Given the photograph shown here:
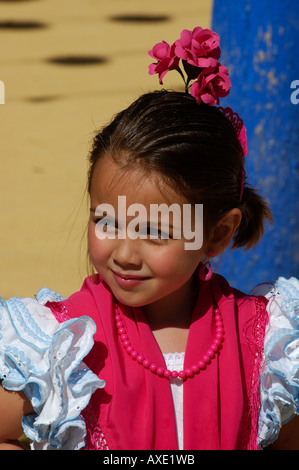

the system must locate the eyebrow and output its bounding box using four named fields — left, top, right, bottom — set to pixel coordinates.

left=90, top=208, right=115, bottom=214
left=90, top=208, right=115, bottom=218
